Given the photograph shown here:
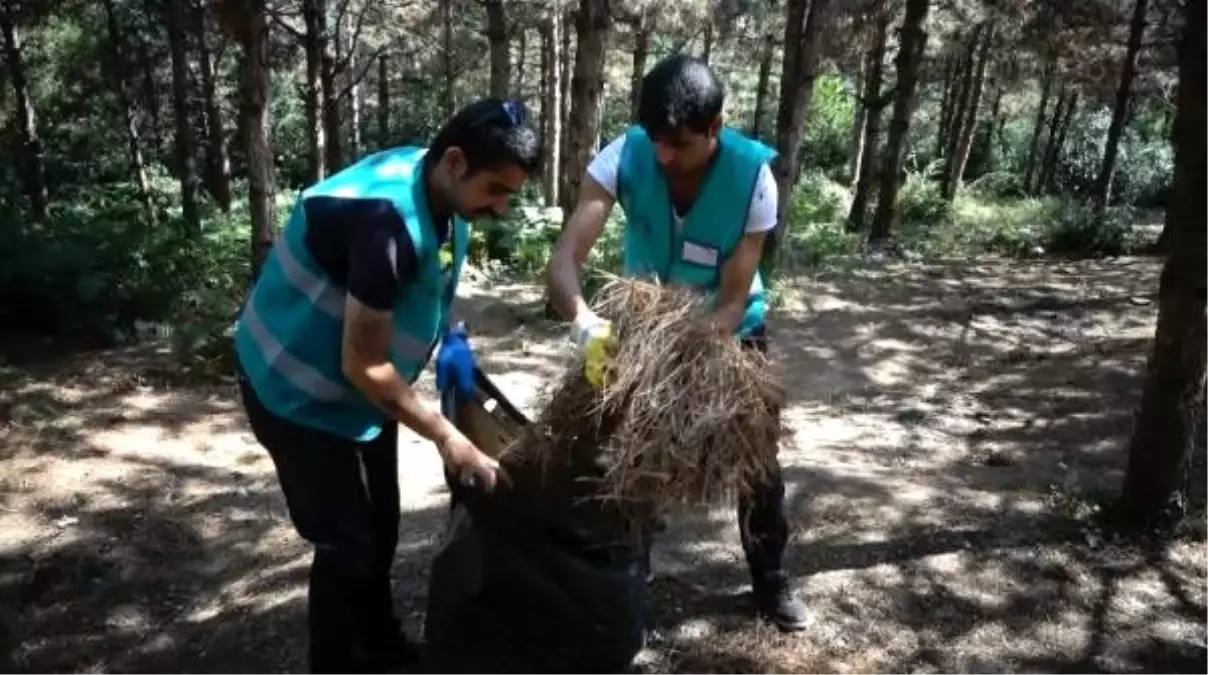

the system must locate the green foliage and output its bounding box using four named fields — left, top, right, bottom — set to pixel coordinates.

left=895, top=165, right=952, bottom=228
left=965, top=171, right=1027, bottom=200
left=786, top=170, right=849, bottom=226
left=799, top=75, right=856, bottom=179
left=1041, top=202, right=1146, bottom=257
